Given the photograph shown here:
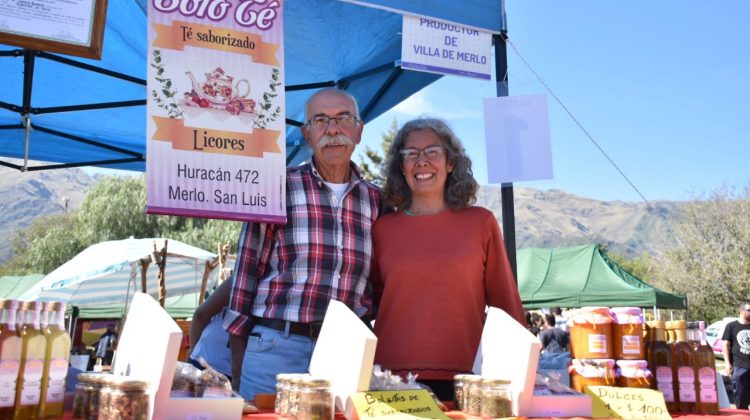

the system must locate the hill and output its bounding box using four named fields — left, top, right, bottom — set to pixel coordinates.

left=0, top=164, right=98, bottom=263
left=0, top=167, right=679, bottom=266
